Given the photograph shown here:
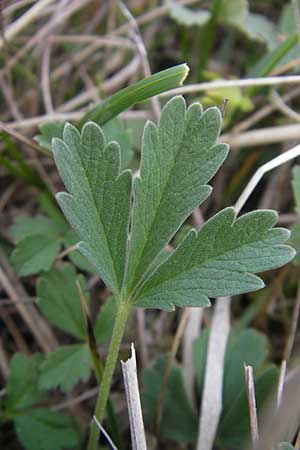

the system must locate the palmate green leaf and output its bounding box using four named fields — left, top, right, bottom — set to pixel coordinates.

left=3, top=353, right=45, bottom=412
left=15, top=408, right=78, bottom=450
left=126, top=95, right=228, bottom=293
left=37, top=263, right=89, bottom=339
left=39, top=344, right=91, bottom=392
left=53, top=122, right=132, bottom=295
left=11, top=235, right=61, bottom=276
left=134, top=208, right=295, bottom=310
left=141, top=355, right=198, bottom=443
